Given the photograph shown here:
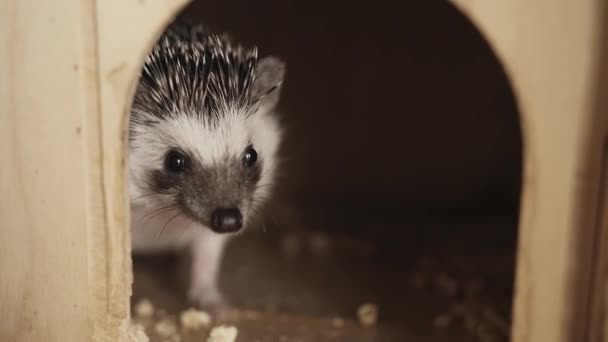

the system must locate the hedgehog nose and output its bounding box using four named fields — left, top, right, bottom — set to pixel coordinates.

left=210, top=208, right=243, bottom=233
